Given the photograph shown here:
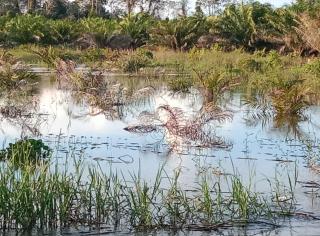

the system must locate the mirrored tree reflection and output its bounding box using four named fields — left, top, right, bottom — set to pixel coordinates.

left=0, top=88, right=46, bottom=137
